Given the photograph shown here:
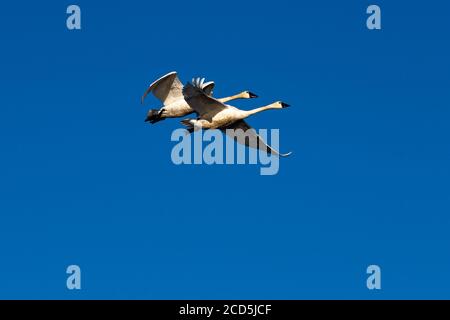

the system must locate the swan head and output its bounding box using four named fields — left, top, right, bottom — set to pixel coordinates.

left=244, top=91, right=258, bottom=99
left=276, top=101, right=290, bottom=108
